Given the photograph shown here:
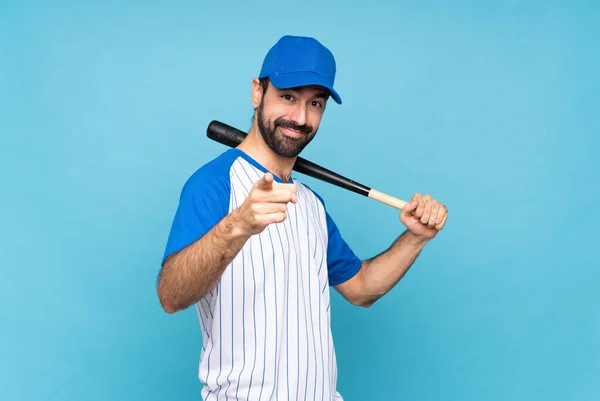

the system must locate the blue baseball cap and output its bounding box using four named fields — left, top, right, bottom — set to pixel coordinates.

left=258, top=35, right=342, bottom=104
